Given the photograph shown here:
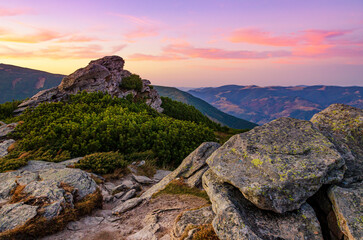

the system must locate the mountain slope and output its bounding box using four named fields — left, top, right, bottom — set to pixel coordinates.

left=0, top=63, right=64, bottom=103
left=189, top=85, right=363, bottom=125
left=154, top=85, right=257, bottom=129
